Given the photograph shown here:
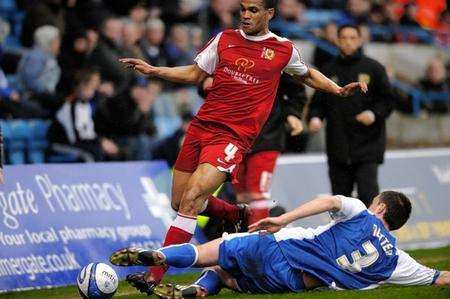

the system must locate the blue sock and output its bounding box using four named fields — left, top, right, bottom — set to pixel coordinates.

left=159, top=244, right=197, bottom=268
left=194, top=269, right=222, bottom=296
